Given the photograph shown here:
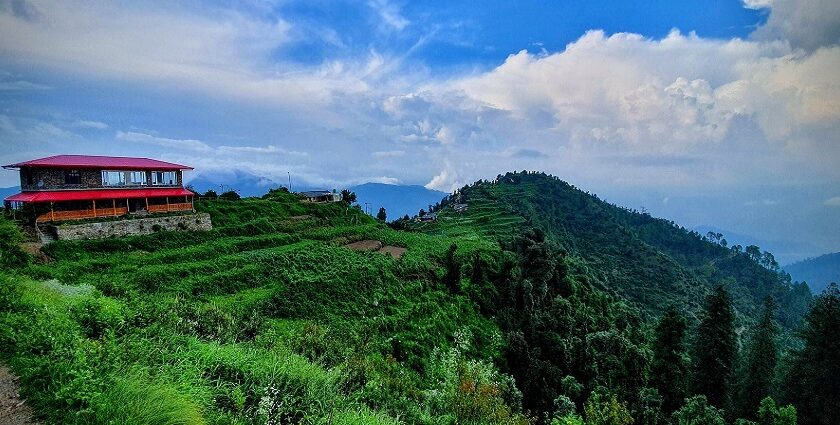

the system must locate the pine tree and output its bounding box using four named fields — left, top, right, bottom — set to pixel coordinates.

left=735, top=297, right=778, bottom=419
left=691, top=285, right=737, bottom=408
left=443, top=244, right=460, bottom=293
left=651, top=306, right=689, bottom=414
left=376, top=207, right=387, bottom=222
left=783, top=283, right=840, bottom=425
